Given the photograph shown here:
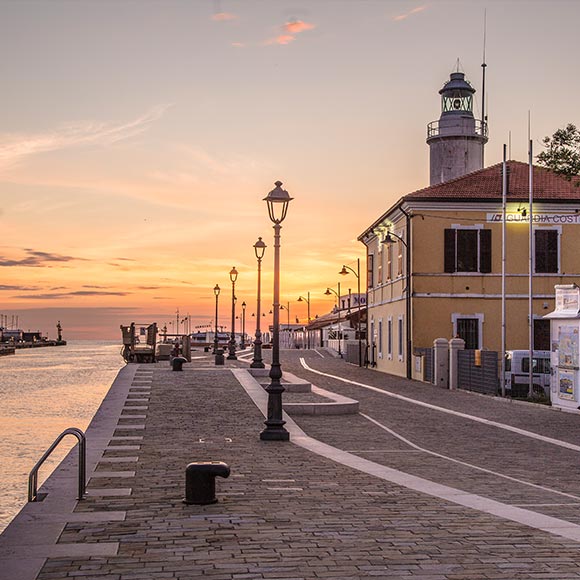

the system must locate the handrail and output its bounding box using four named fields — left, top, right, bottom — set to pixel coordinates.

left=28, top=427, right=86, bottom=502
